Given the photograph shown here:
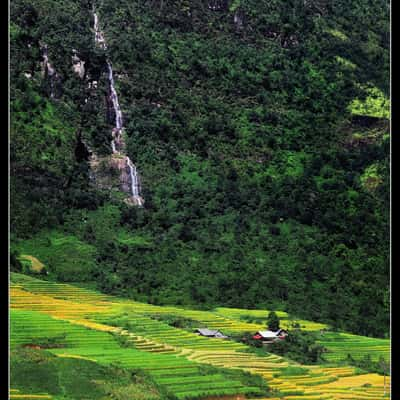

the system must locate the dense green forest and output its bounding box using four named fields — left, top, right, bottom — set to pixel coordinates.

left=10, top=0, right=389, bottom=338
